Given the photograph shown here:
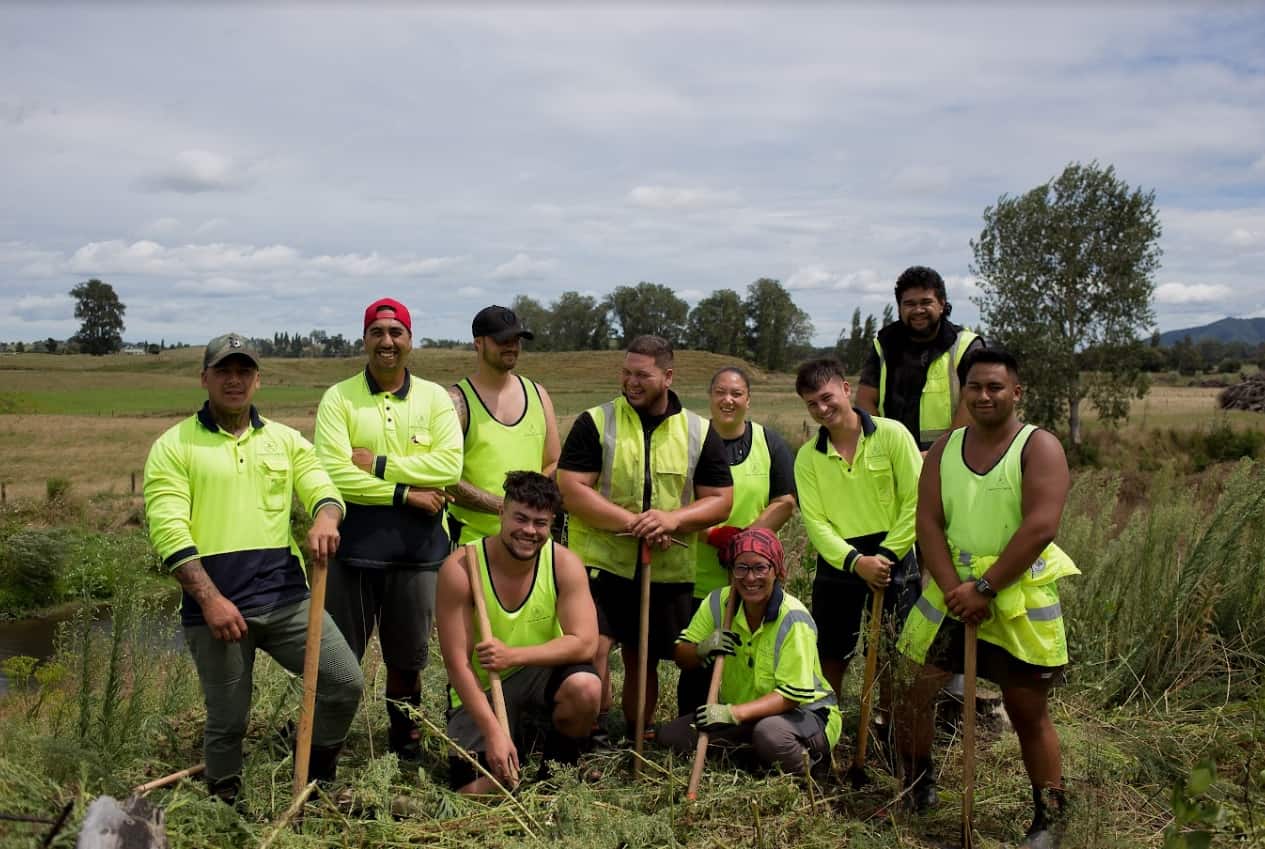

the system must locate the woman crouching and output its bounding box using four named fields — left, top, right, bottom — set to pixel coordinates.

left=660, top=527, right=840, bottom=775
